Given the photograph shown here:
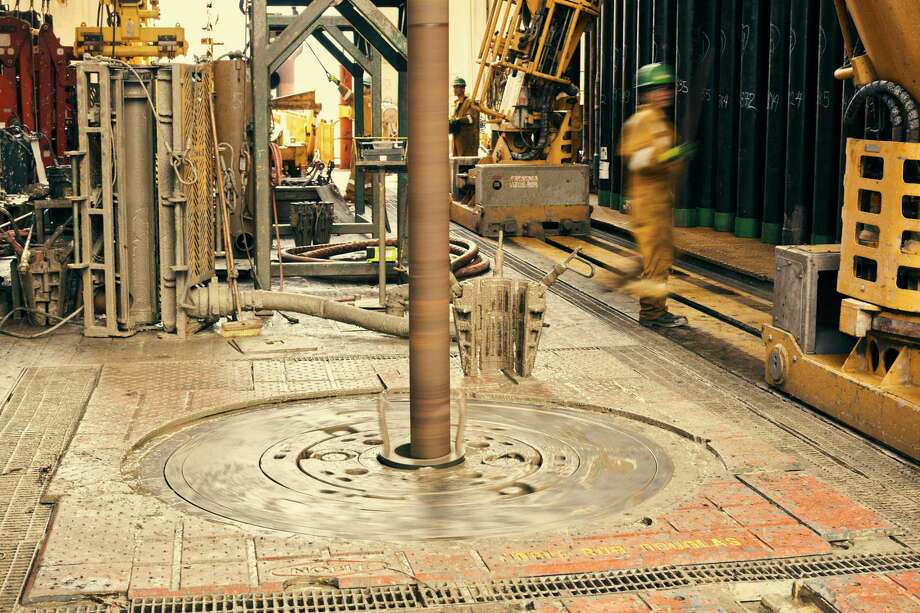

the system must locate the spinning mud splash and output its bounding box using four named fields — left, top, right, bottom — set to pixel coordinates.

left=133, top=395, right=716, bottom=541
